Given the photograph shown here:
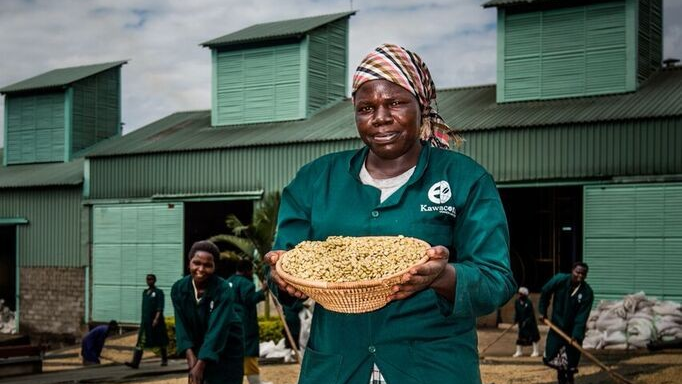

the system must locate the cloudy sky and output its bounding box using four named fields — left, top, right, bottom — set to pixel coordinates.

left=1, top=0, right=681, bottom=147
